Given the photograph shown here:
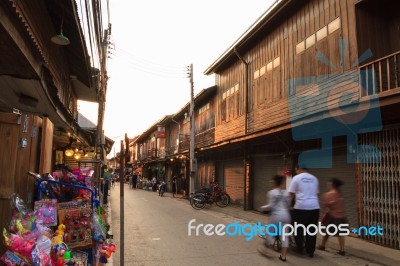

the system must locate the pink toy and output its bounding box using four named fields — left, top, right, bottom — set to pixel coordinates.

left=4, top=231, right=35, bottom=260
left=34, top=199, right=58, bottom=226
